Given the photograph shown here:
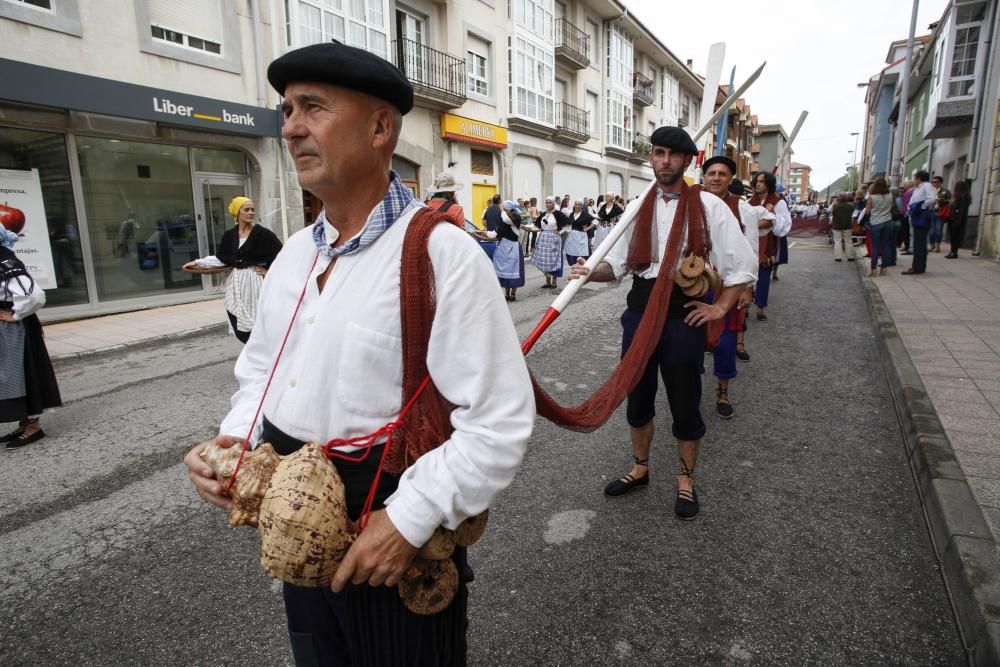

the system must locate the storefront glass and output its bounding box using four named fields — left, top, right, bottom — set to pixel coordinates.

left=0, top=126, right=87, bottom=306
left=77, top=137, right=201, bottom=301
